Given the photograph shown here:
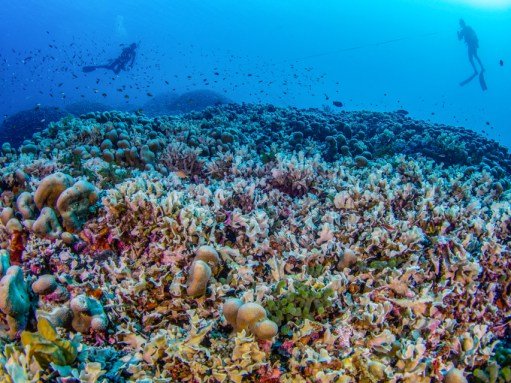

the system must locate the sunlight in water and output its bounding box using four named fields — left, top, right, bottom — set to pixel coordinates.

left=446, top=0, right=511, bottom=8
